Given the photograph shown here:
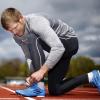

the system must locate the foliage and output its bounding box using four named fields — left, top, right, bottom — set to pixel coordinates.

left=0, top=59, right=28, bottom=79
left=67, top=56, right=98, bottom=77
left=0, top=56, right=100, bottom=81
